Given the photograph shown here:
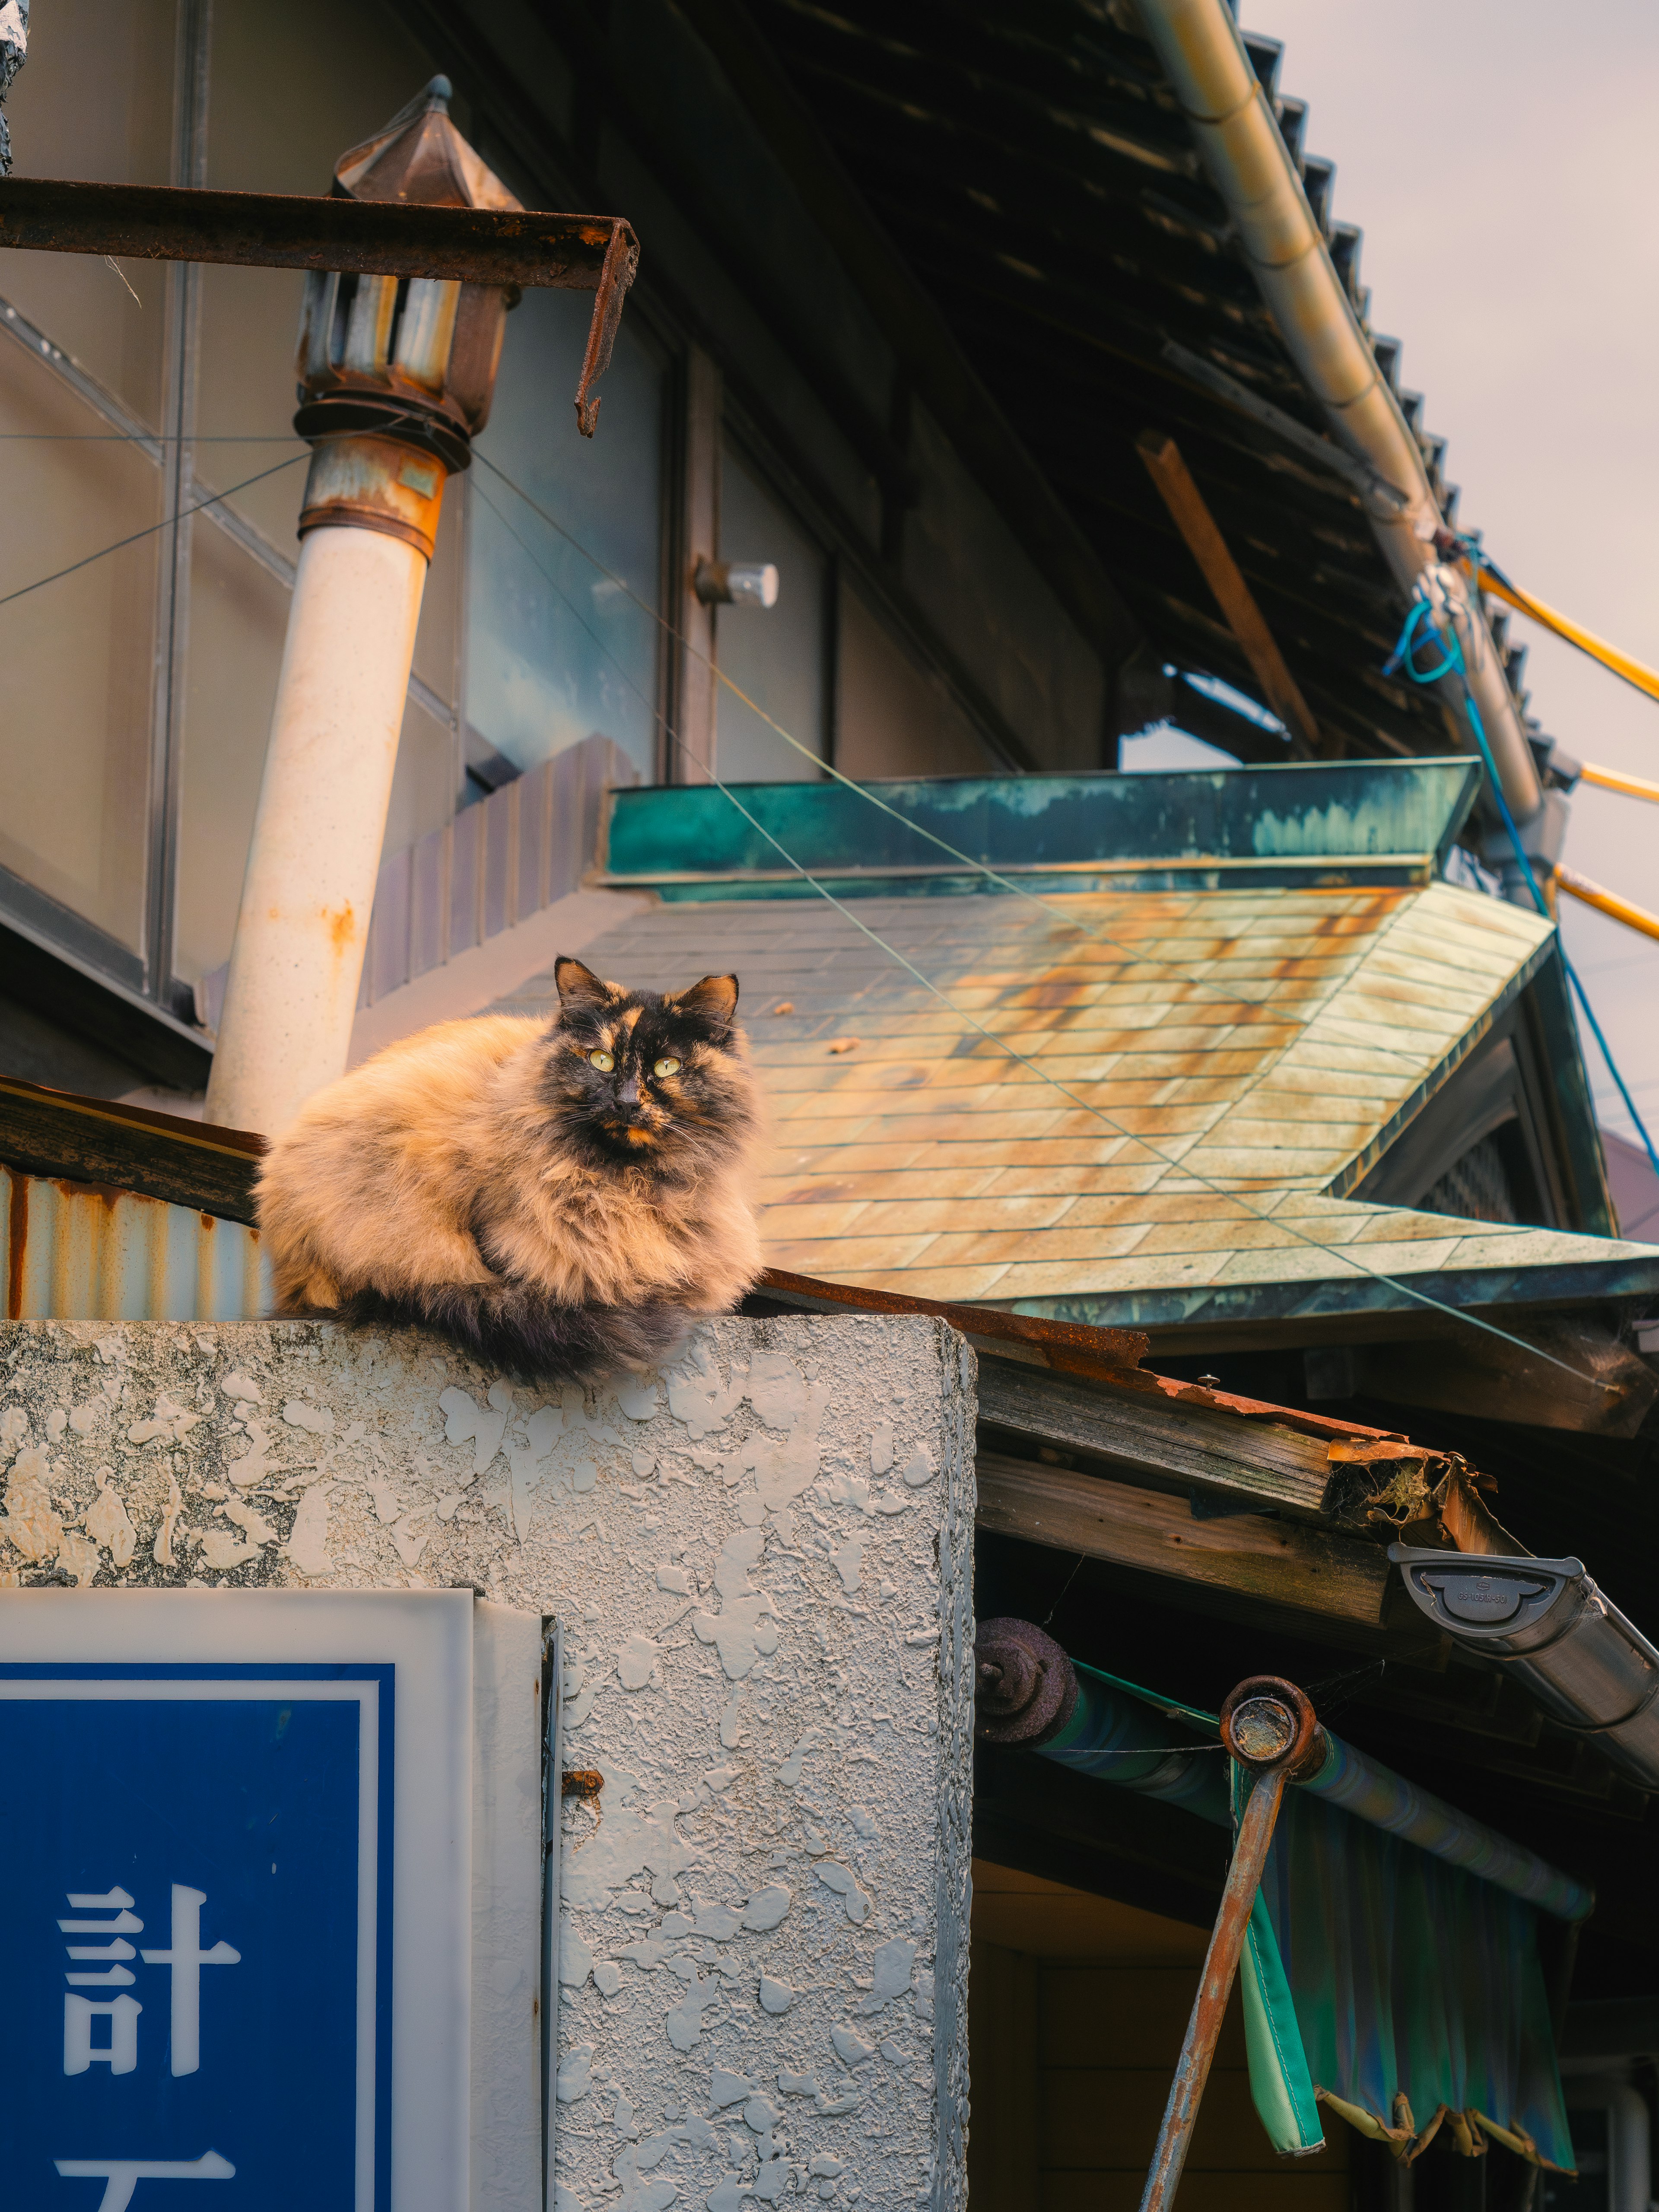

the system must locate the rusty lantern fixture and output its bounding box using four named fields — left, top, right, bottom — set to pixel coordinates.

left=291, top=76, right=519, bottom=562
